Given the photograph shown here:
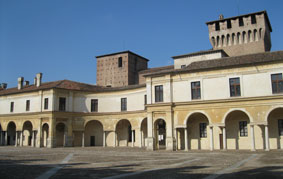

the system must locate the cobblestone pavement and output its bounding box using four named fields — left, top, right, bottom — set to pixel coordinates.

left=0, top=146, right=282, bottom=179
